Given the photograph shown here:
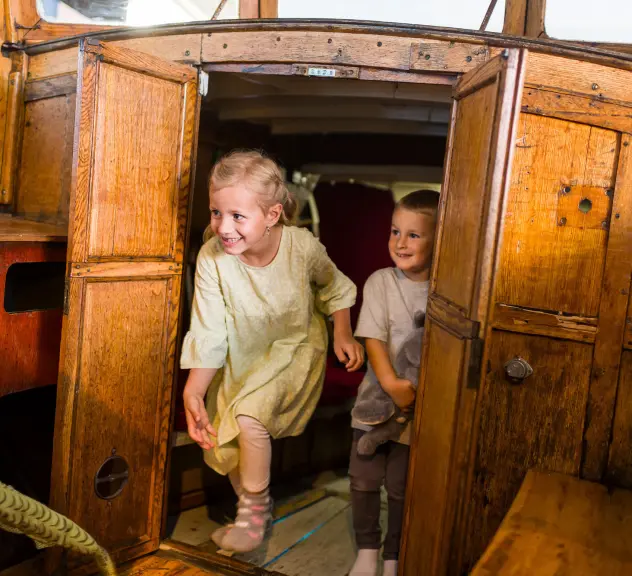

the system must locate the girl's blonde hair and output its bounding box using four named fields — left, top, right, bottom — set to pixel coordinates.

left=203, top=150, right=297, bottom=242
